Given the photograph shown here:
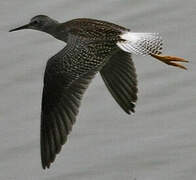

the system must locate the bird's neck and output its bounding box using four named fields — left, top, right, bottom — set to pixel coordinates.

left=44, top=23, right=69, bottom=43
